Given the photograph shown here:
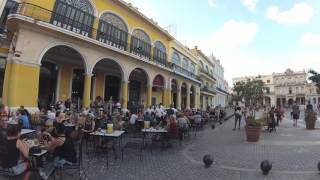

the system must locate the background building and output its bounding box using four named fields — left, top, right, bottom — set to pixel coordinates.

left=233, top=68, right=320, bottom=108
left=191, top=46, right=216, bottom=110
left=211, top=56, right=228, bottom=107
